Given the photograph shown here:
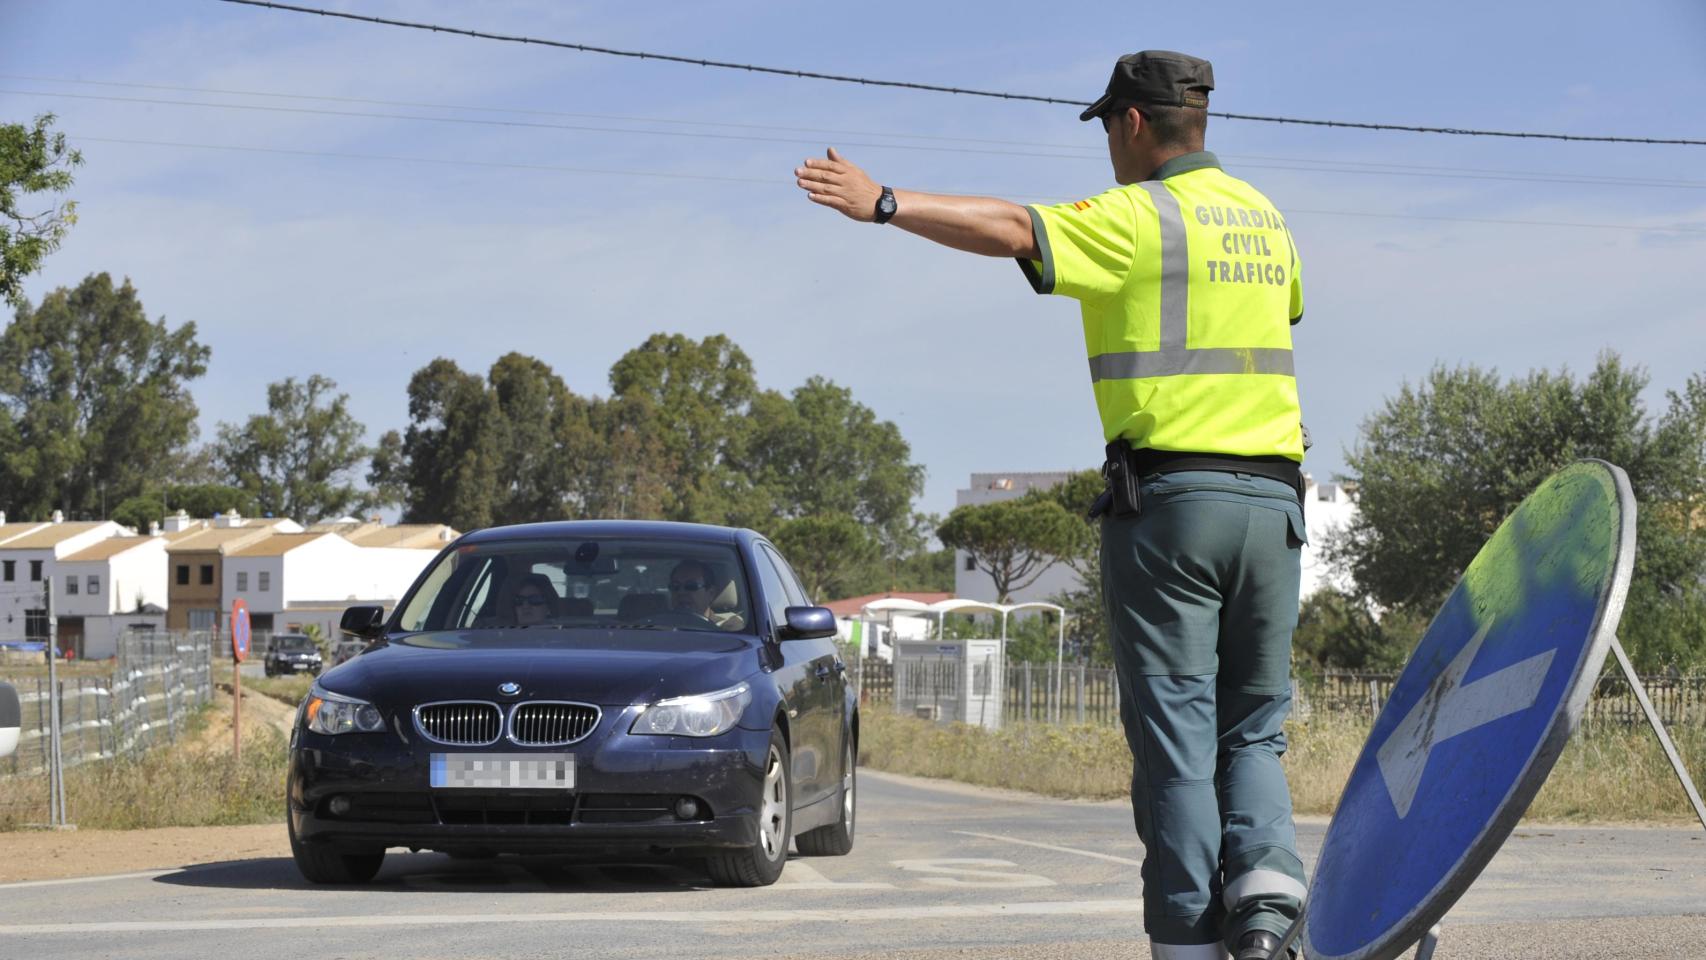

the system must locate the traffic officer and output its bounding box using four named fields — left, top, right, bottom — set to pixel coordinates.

left=794, top=51, right=1307, bottom=960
